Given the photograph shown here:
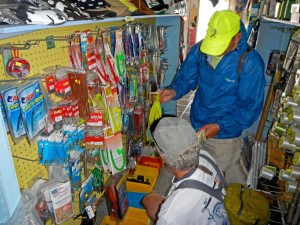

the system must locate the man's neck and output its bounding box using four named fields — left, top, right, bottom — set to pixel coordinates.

left=173, top=169, right=191, bottom=179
